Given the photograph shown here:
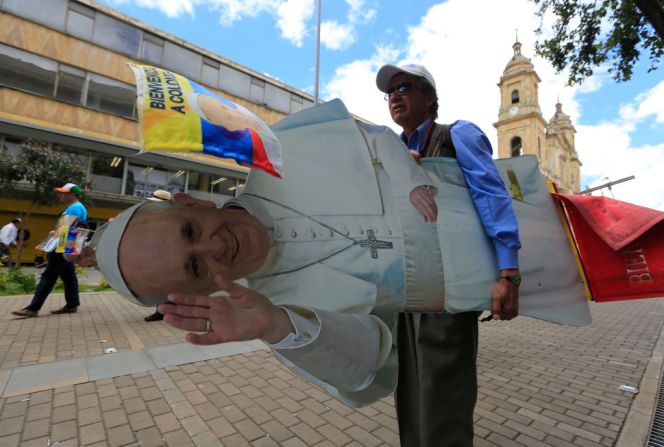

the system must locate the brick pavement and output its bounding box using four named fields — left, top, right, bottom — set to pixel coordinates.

left=0, top=292, right=662, bottom=446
